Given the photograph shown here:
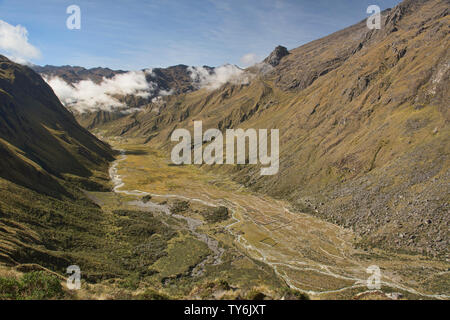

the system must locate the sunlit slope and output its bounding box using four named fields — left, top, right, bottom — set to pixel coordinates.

left=101, top=0, right=449, bottom=257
